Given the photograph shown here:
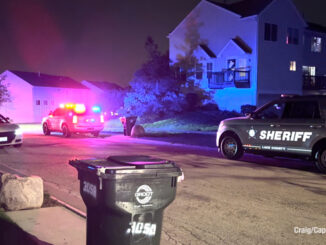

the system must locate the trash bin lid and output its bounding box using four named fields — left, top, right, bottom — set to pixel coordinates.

left=69, top=155, right=181, bottom=179
left=107, top=155, right=173, bottom=168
